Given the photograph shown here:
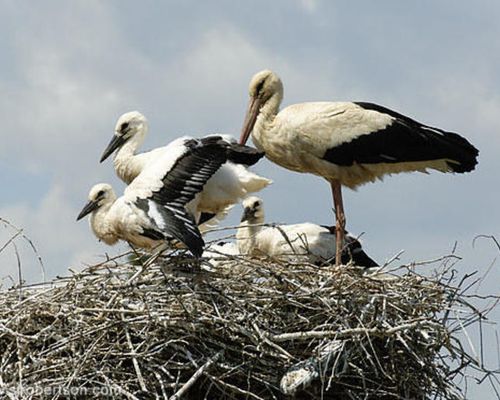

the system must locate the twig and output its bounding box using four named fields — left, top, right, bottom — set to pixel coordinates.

left=122, top=313, right=147, bottom=392
left=171, top=351, right=222, bottom=400
left=268, top=320, right=442, bottom=343
left=0, top=250, right=497, bottom=398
